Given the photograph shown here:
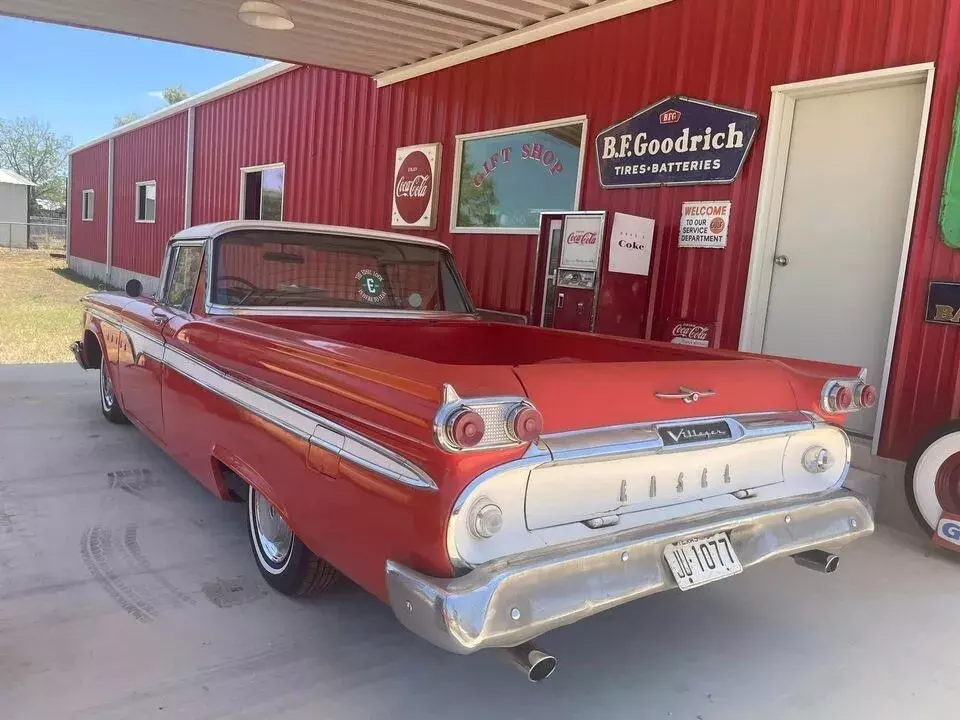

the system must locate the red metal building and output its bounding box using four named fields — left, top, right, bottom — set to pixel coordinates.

left=67, top=0, right=960, bottom=462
